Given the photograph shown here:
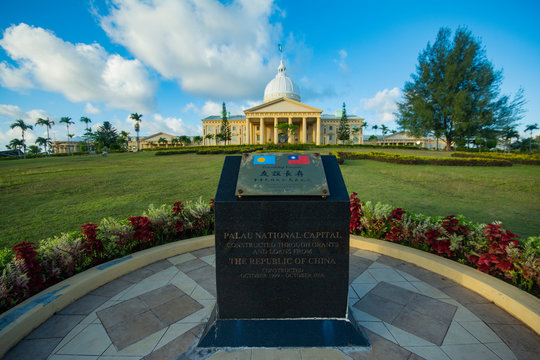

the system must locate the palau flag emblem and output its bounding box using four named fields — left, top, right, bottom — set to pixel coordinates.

left=288, top=155, right=309, bottom=164
left=253, top=155, right=276, bottom=164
